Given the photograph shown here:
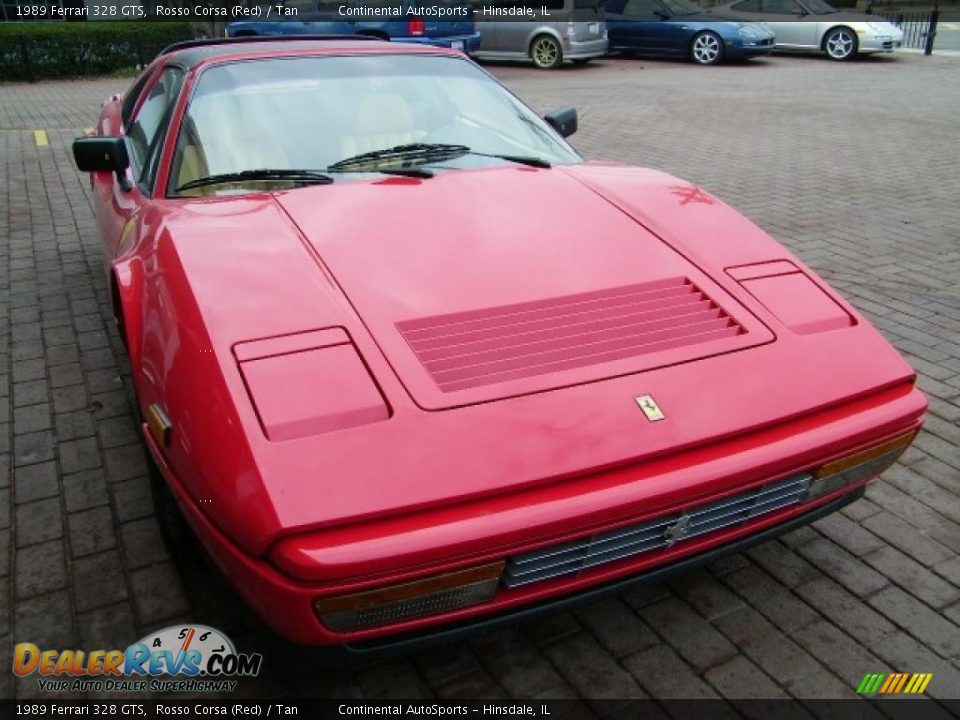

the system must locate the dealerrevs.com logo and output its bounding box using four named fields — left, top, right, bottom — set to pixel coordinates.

left=13, top=625, right=263, bottom=693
